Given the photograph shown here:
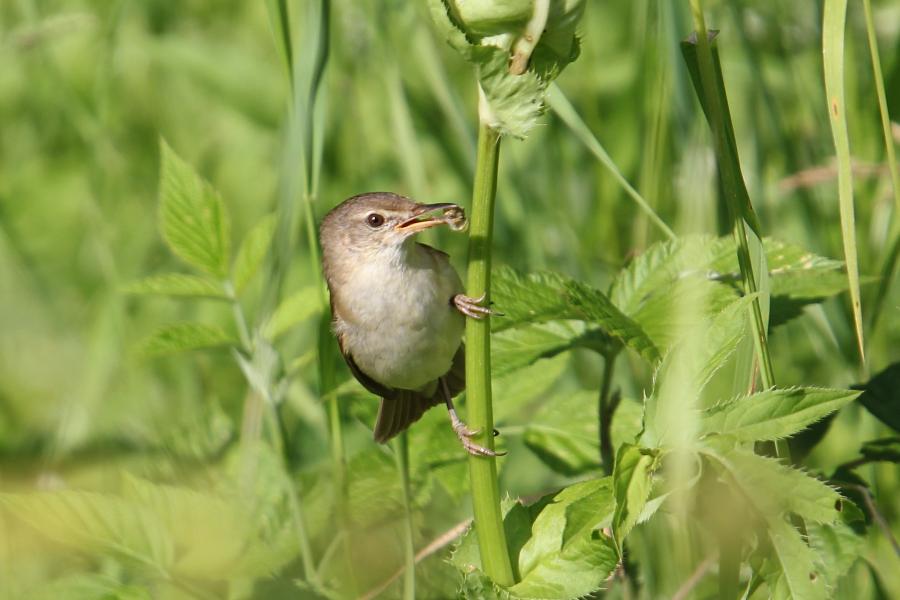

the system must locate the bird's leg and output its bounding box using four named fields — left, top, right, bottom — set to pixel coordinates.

left=453, top=292, right=502, bottom=320
left=441, top=377, right=504, bottom=457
